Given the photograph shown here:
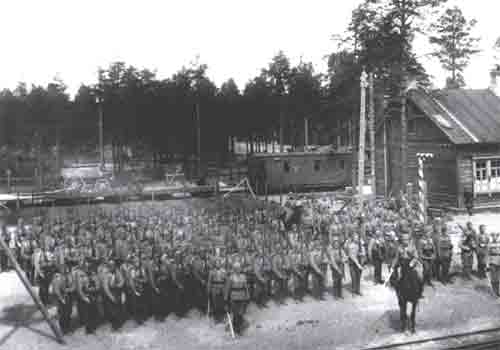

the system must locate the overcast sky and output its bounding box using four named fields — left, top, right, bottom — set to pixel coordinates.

left=0, top=0, right=498, bottom=96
